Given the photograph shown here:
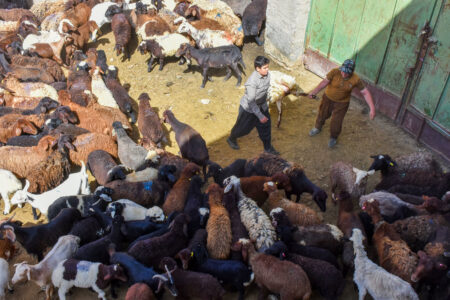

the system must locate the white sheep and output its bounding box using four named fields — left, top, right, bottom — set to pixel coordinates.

left=0, top=169, right=22, bottom=215
left=91, top=67, right=119, bottom=109
left=125, top=167, right=159, bottom=182
left=224, top=176, right=276, bottom=252
left=10, top=162, right=90, bottom=218
left=175, top=16, right=233, bottom=48
left=107, top=199, right=165, bottom=222
left=359, top=192, right=418, bottom=218
left=0, top=258, right=12, bottom=300
left=12, top=235, right=80, bottom=300
left=330, top=162, right=375, bottom=201
left=89, top=1, right=120, bottom=41
left=22, top=30, right=64, bottom=51
left=350, top=228, right=419, bottom=300
left=267, top=70, right=300, bottom=128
